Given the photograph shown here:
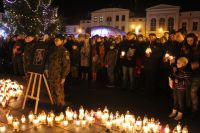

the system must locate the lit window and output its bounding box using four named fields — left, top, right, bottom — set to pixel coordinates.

left=99, top=16, right=103, bottom=22
left=94, top=16, right=98, bottom=22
